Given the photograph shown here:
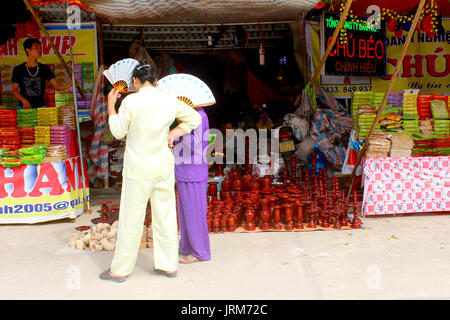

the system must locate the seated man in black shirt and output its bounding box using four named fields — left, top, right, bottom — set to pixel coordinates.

left=12, top=38, right=73, bottom=109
